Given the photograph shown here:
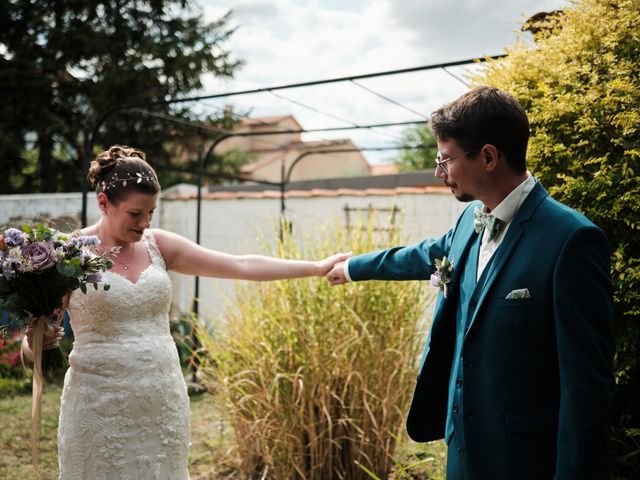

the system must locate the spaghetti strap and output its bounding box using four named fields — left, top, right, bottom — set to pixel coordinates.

left=142, top=229, right=167, bottom=270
